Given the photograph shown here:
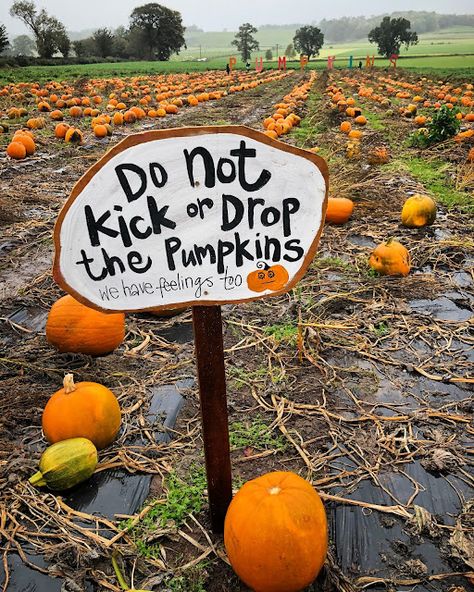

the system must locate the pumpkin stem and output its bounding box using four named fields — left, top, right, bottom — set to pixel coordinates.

left=112, top=552, right=130, bottom=591
left=386, top=237, right=394, bottom=245
left=29, top=471, right=47, bottom=487
left=269, top=486, right=282, bottom=495
left=256, top=261, right=270, bottom=270
left=63, top=373, right=76, bottom=394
